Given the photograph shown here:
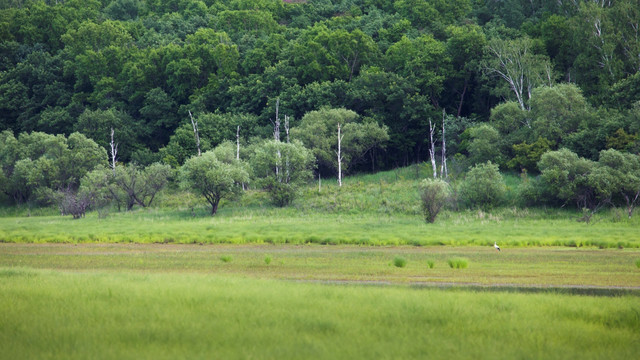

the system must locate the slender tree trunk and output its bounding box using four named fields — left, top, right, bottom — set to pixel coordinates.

left=337, top=123, right=343, bottom=187
left=189, top=110, right=201, bottom=157
left=440, top=110, right=448, bottom=179
left=110, top=127, right=118, bottom=174
left=428, top=119, right=437, bottom=179
left=273, top=98, right=281, bottom=180
left=236, top=126, right=240, bottom=160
